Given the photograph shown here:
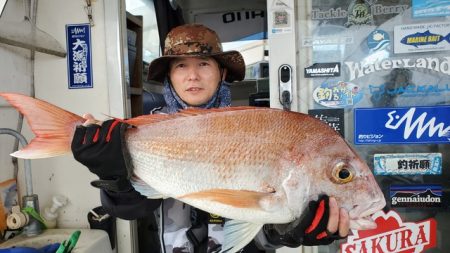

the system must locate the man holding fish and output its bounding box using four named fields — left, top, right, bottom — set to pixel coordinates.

left=70, top=24, right=352, bottom=253
left=0, top=22, right=386, bottom=252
